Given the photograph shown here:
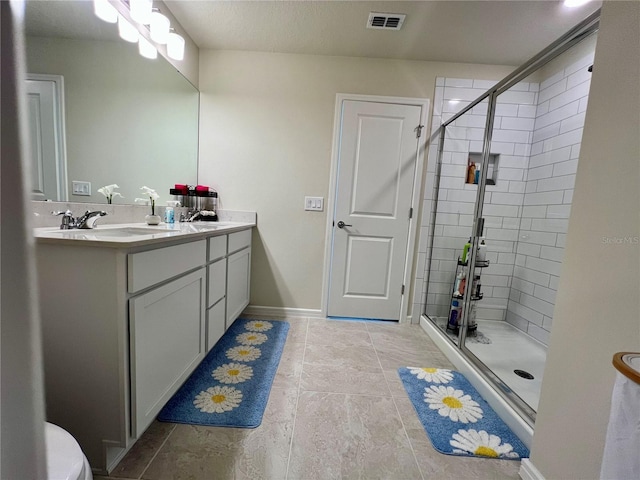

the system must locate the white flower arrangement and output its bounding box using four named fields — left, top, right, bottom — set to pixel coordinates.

left=135, top=186, right=160, bottom=215
left=97, top=184, right=123, bottom=204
